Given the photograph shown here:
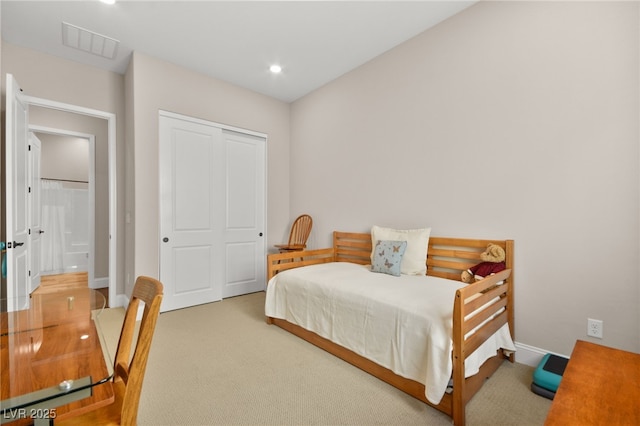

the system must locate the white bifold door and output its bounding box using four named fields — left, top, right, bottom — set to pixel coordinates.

left=159, top=112, right=266, bottom=312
